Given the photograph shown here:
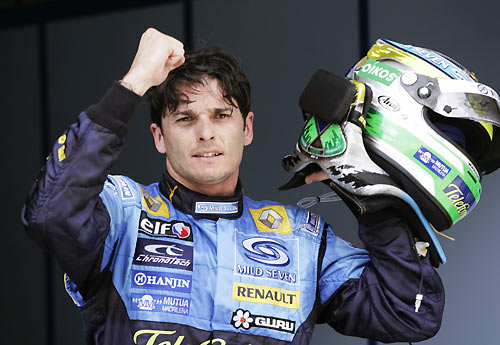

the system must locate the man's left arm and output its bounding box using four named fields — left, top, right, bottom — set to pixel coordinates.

left=317, top=206, right=444, bottom=343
